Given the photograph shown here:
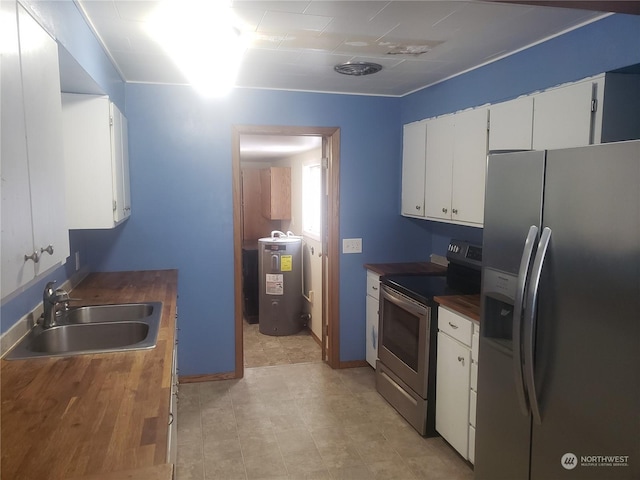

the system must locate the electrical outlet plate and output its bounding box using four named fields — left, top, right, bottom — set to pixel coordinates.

left=342, top=238, right=362, bottom=254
